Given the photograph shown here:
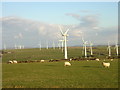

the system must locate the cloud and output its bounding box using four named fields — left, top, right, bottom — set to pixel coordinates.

left=80, top=15, right=99, bottom=27
left=65, top=13, right=80, bottom=20
left=1, top=16, right=118, bottom=48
